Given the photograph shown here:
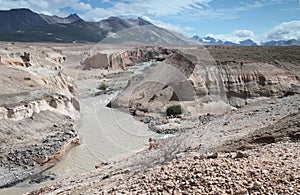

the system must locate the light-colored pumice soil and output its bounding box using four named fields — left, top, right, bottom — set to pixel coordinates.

left=0, top=42, right=82, bottom=188
left=26, top=45, right=300, bottom=194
